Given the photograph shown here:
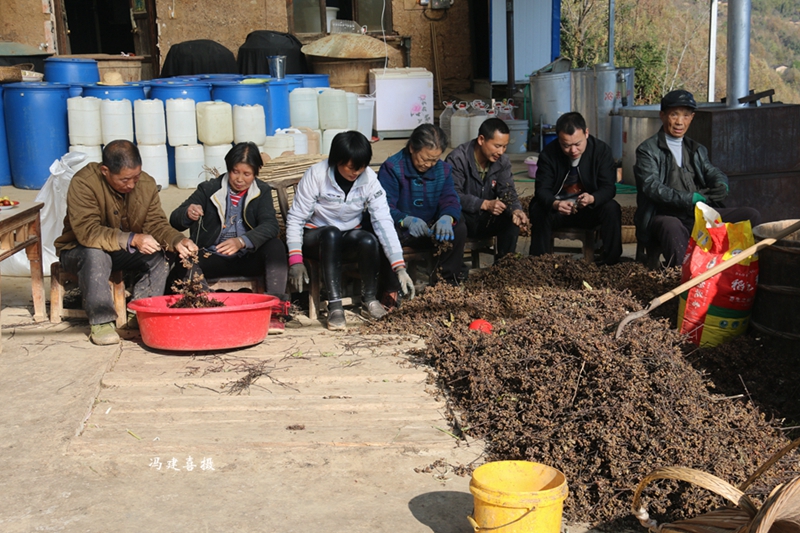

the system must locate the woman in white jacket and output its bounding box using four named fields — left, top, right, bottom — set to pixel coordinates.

left=286, top=131, right=415, bottom=330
